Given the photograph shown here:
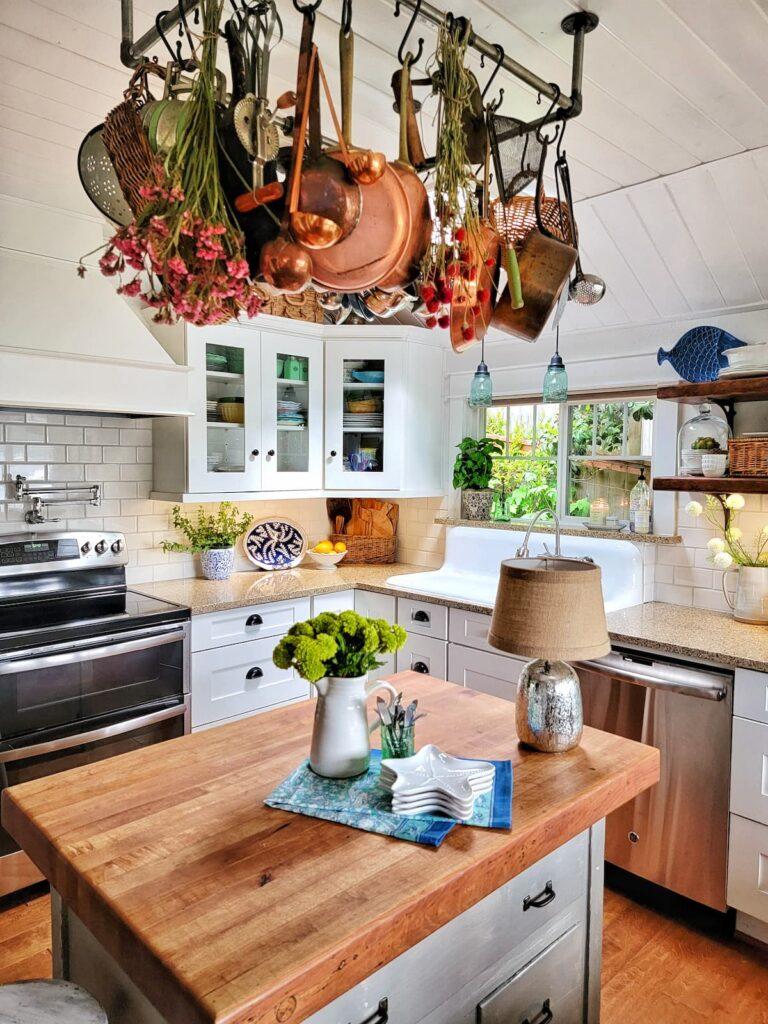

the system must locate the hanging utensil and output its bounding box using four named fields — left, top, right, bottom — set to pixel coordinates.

left=77, top=125, right=133, bottom=227
left=556, top=148, right=607, bottom=305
